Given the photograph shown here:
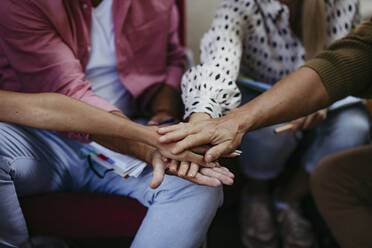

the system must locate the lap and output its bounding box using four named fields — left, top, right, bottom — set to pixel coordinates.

left=0, top=122, right=87, bottom=195
left=0, top=122, right=210, bottom=207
